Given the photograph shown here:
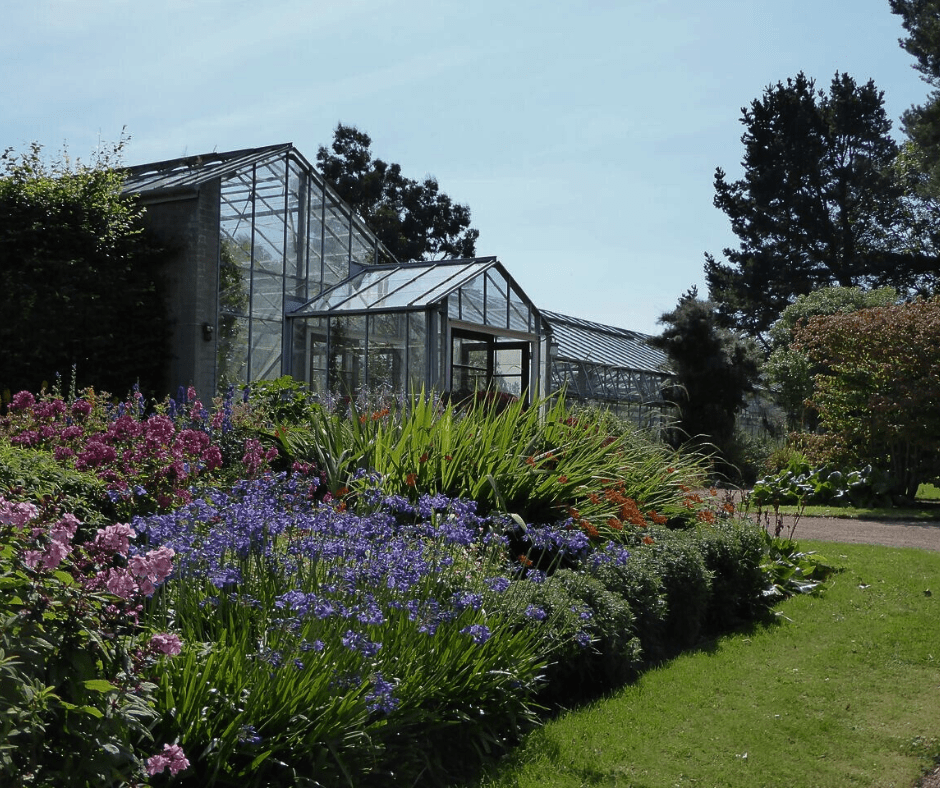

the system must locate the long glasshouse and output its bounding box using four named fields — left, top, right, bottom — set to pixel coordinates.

left=122, top=143, right=671, bottom=426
